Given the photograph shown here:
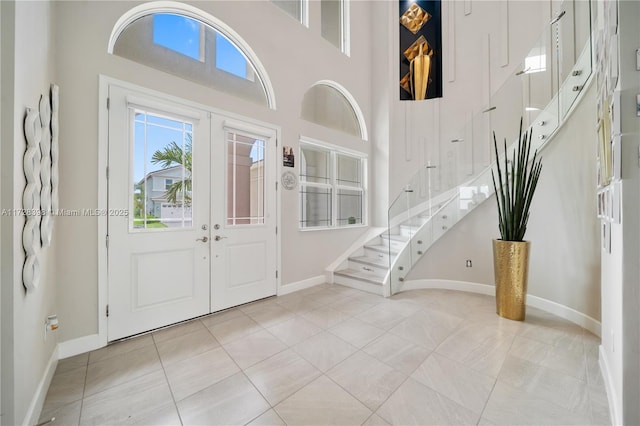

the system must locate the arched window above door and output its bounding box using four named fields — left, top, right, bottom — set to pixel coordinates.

left=301, top=81, right=367, bottom=140
left=109, top=2, right=276, bottom=109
